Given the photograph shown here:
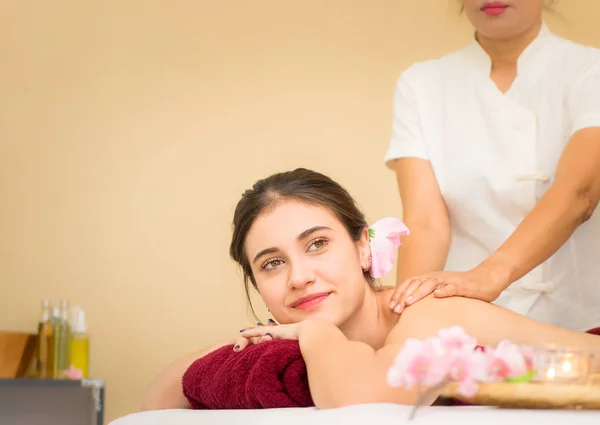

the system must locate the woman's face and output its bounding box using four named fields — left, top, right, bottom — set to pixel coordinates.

left=461, top=0, right=544, bottom=40
left=244, top=200, right=371, bottom=326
